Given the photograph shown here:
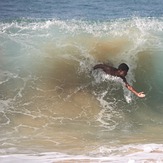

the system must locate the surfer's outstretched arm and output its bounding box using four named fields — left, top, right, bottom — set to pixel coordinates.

left=125, top=83, right=145, bottom=98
